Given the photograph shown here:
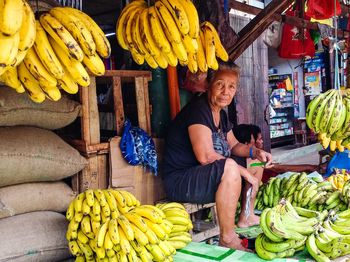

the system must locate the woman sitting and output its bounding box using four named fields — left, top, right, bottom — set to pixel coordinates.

left=162, top=61, right=272, bottom=250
